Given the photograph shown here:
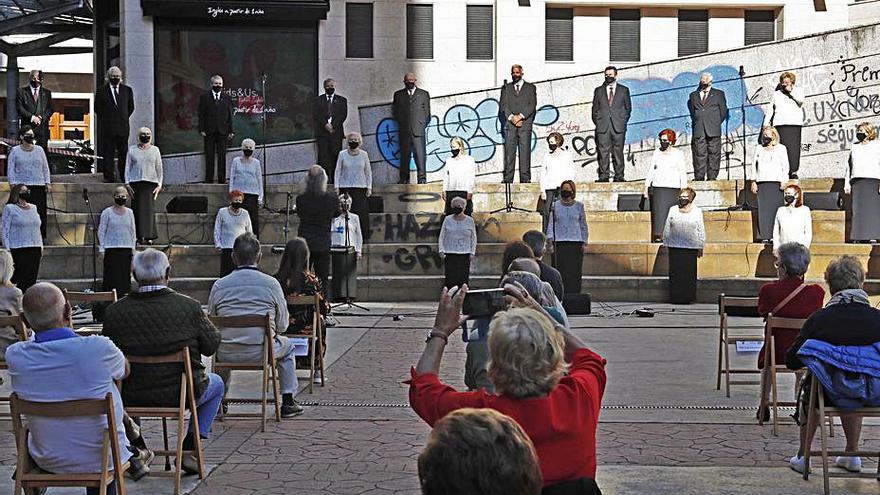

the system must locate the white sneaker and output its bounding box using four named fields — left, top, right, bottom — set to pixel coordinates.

left=313, top=373, right=326, bottom=385
left=835, top=456, right=862, bottom=472
left=789, top=455, right=807, bottom=474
